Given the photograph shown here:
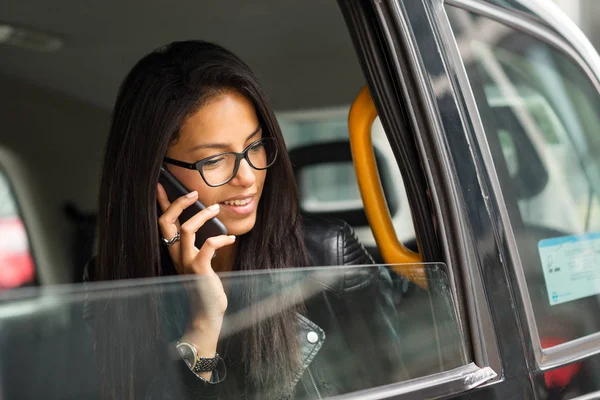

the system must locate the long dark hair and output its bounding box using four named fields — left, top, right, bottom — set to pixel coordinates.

left=94, top=41, right=308, bottom=399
